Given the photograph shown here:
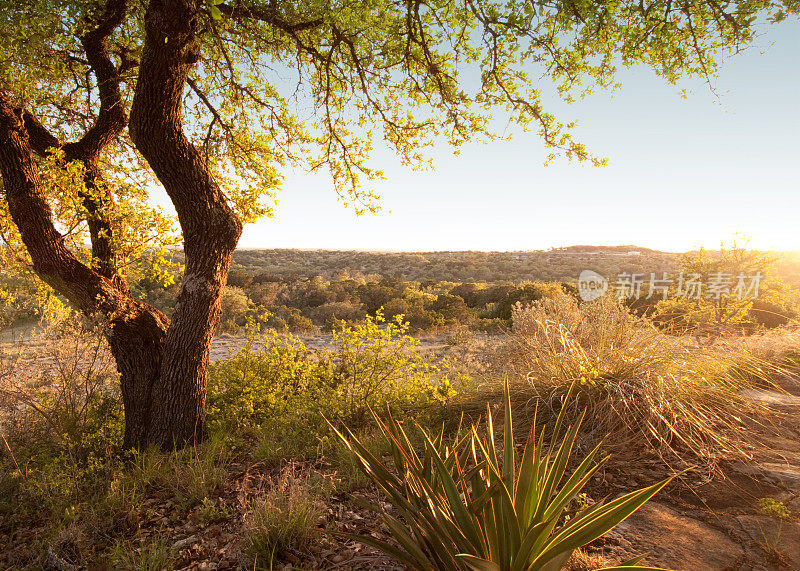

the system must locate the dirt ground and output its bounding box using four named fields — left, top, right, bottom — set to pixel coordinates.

left=596, top=374, right=800, bottom=570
